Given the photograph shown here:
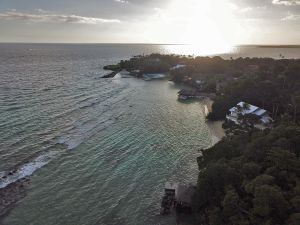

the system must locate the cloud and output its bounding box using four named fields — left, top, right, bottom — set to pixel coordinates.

left=272, top=0, right=300, bottom=5
left=0, top=11, right=121, bottom=24
left=281, top=12, right=300, bottom=20
left=114, top=0, right=129, bottom=3
left=240, top=7, right=253, bottom=13
left=35, top=9, right=49, bottom=13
